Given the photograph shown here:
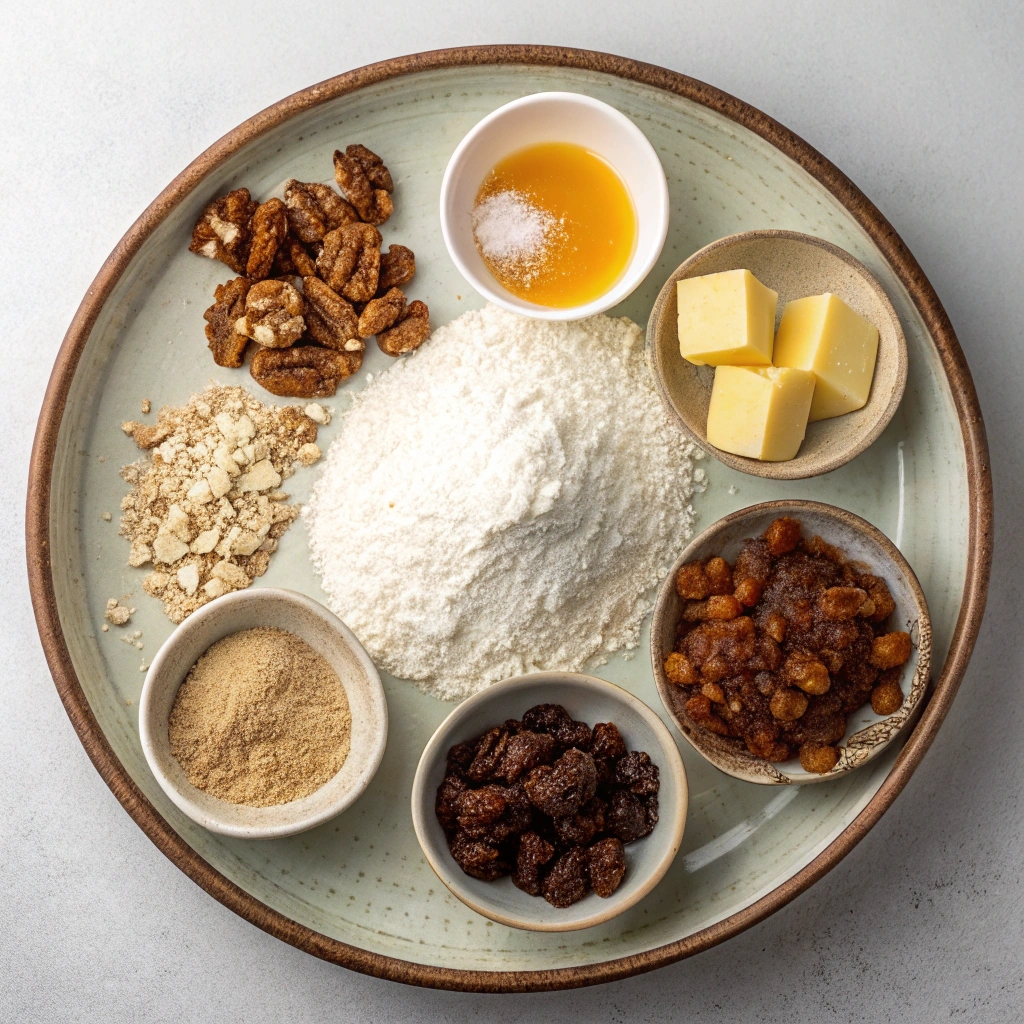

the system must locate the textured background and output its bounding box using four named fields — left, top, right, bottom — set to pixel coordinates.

left=3, top=1, right=1021, bottom=1020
